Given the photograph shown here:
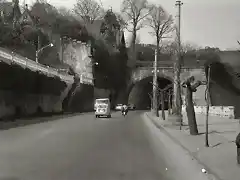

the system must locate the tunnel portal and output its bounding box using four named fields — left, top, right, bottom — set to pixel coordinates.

left=128, top=76, right=173, bottom=110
